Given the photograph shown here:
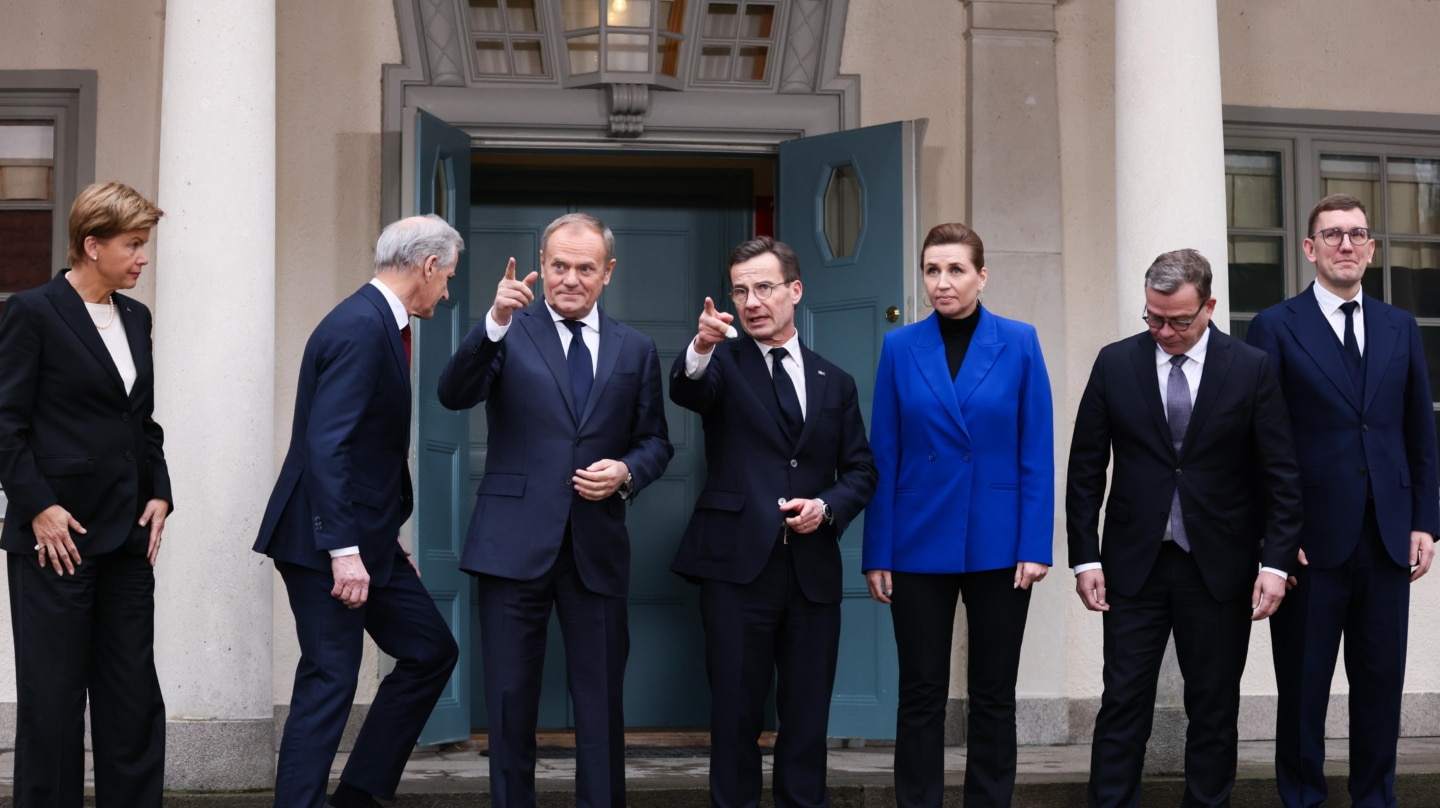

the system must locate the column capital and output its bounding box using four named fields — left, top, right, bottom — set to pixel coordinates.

left=963, top=0, right=1057, bottom=40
